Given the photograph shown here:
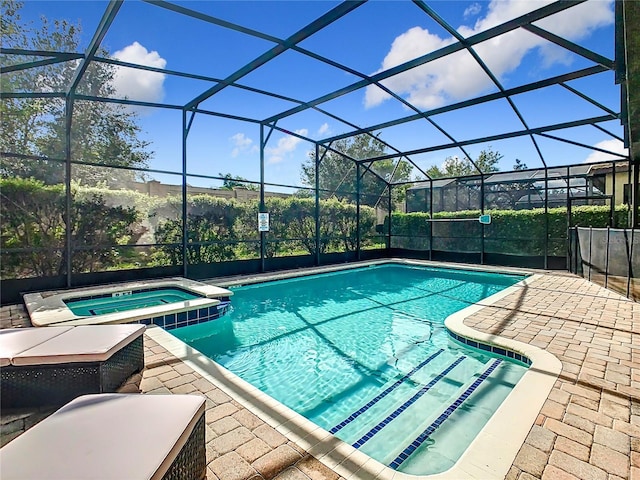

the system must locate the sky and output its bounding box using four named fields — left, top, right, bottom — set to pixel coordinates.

left=13, top=0, right=627, bottom=190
